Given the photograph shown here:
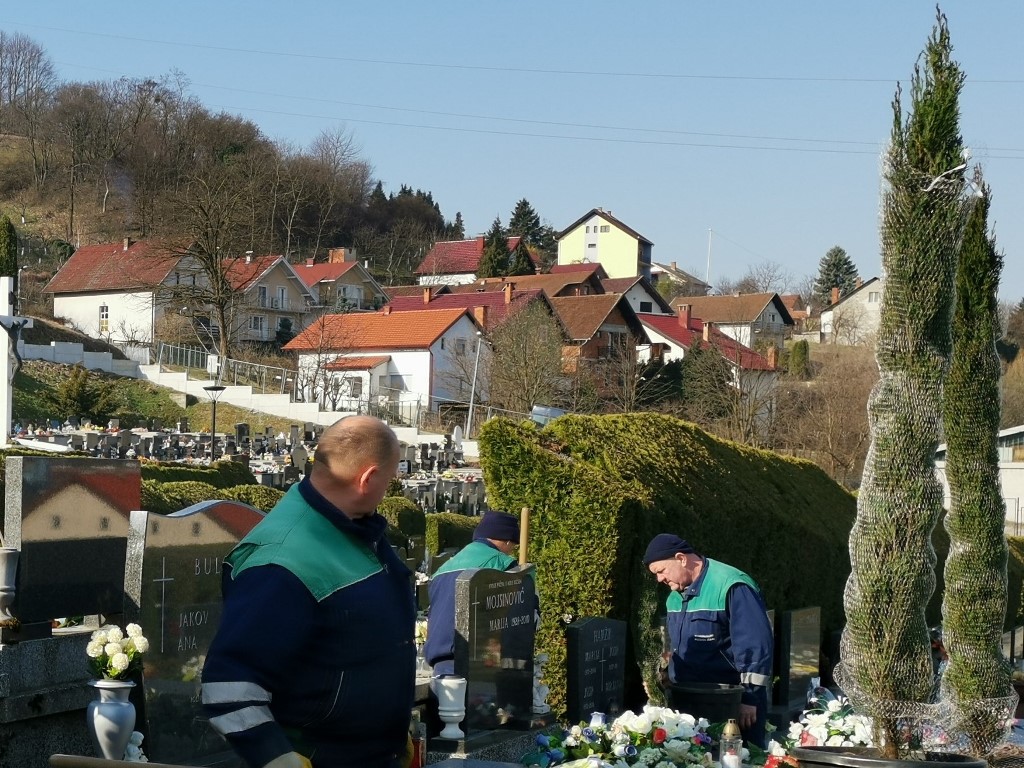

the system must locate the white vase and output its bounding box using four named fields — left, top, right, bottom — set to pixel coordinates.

left=87, top=679, right=136, bottom=760
left=432, top=676, right=467, bottom=740
left=0, top=547, right=18, bottom=621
